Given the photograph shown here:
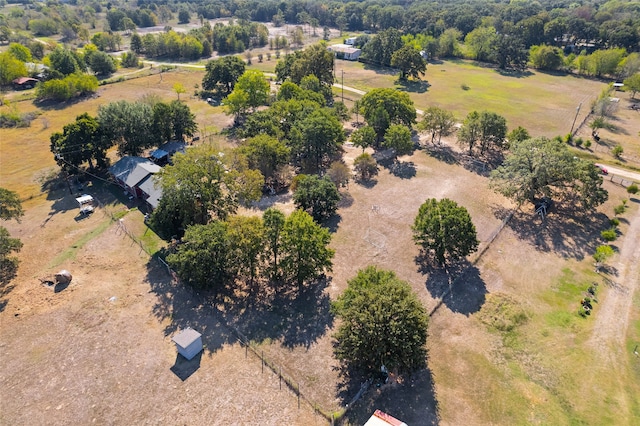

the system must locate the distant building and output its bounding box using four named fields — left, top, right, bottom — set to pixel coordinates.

left=345, top=37, right=358, bottom=45
left=328, top=44, right=362, bottom=61
left=12, top=77, right=39, bottom=90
